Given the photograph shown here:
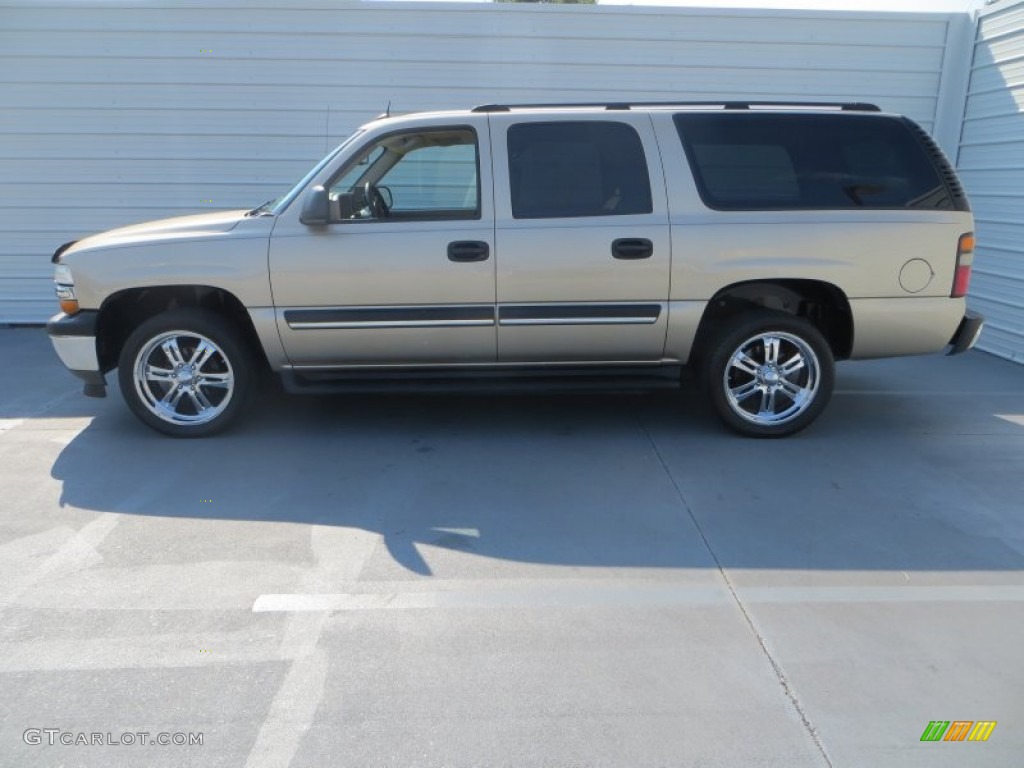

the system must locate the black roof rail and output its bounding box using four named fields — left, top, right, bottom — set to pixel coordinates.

left=471, top=101, right=881, bottom=113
